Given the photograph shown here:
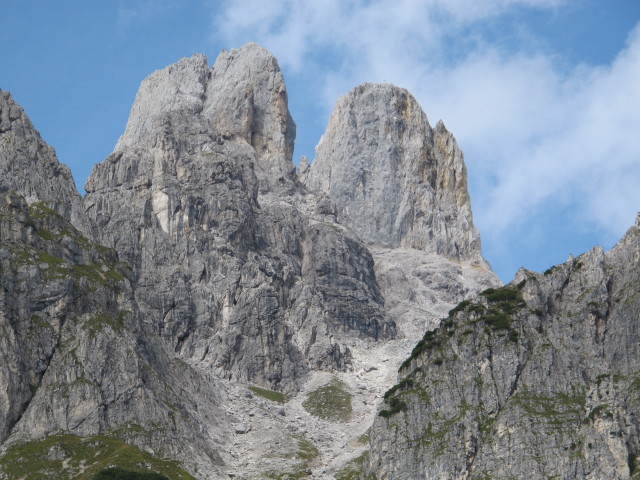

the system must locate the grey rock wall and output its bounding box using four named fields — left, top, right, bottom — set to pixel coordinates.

left=0, top=190, right=229, bottom=478
left=0, top=91, right=89, bottom=234
left=366, top=216, right=640, bottom=480
left=1, top=43, right=502, bottom=479
left=84, top=47, right=396, bottom=393
left=302, top=83, right=482, bottom=261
